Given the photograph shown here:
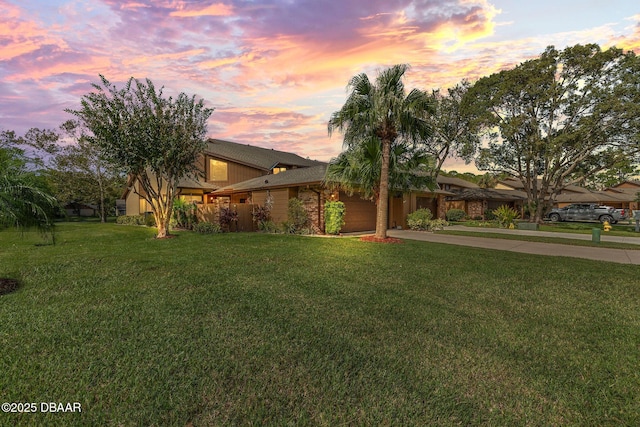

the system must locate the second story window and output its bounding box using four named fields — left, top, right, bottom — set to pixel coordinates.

left=272, top=167, right=287, bottom=174
left=209, top=159, right=228, bottom=181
